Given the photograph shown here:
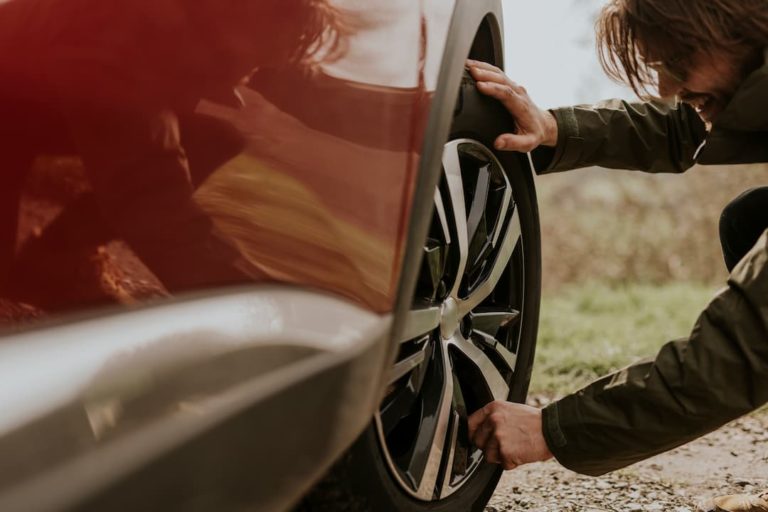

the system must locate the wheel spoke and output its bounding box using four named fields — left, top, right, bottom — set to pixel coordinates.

left=380, top=342, right=433, bottom=437
left=471, top=308, right=521, bottom=337
left=433, top=189, right=451, bottom=245
left=458, top=205, right=521, bottom=316
left=389, top=337, right=430, bottom=384
left=449, top=335, right=509, bottom=401
left=441, top=141, right=469, bottom=298
left=379, top=380, right=420, bottom=437
left=474, top=331, right=518, bottom=372
left=421, top=241, right=446, bottom=301
left=410, top=341, right=453, bottom=500
left=466, top=165, right=490, bottom=245
left=400, top=306, right=441, bottom=342
left=490, top=175, right=513, bottom=248
left=439, top=410, right=460, bottom=498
